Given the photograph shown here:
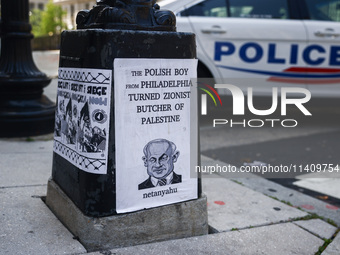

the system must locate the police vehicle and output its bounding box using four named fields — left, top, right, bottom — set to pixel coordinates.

left=161, top=0, right=340, bottom=97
